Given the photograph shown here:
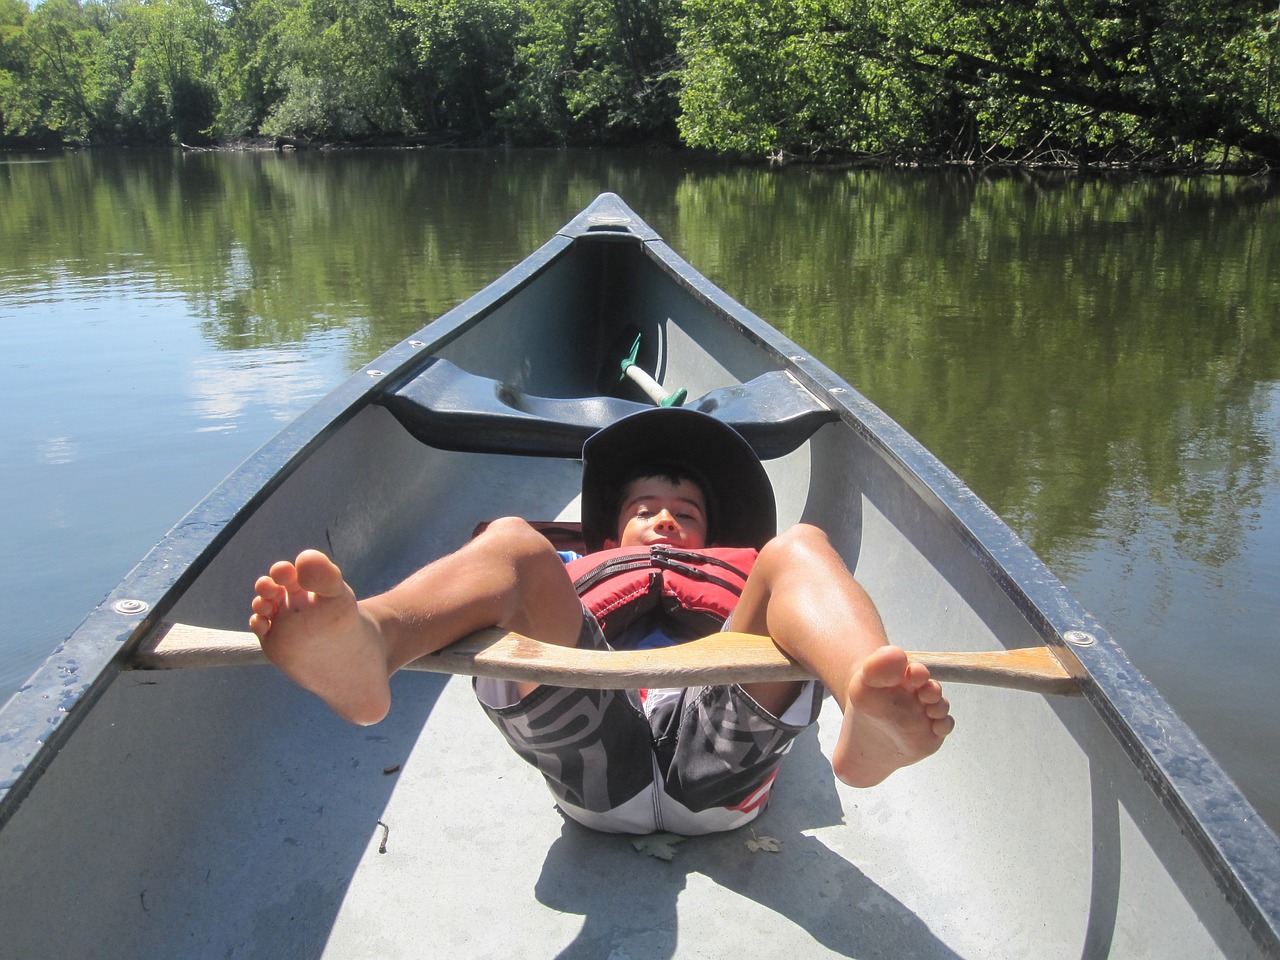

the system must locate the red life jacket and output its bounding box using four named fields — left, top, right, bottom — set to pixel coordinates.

left=566, top=545, right=758, bottom=642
